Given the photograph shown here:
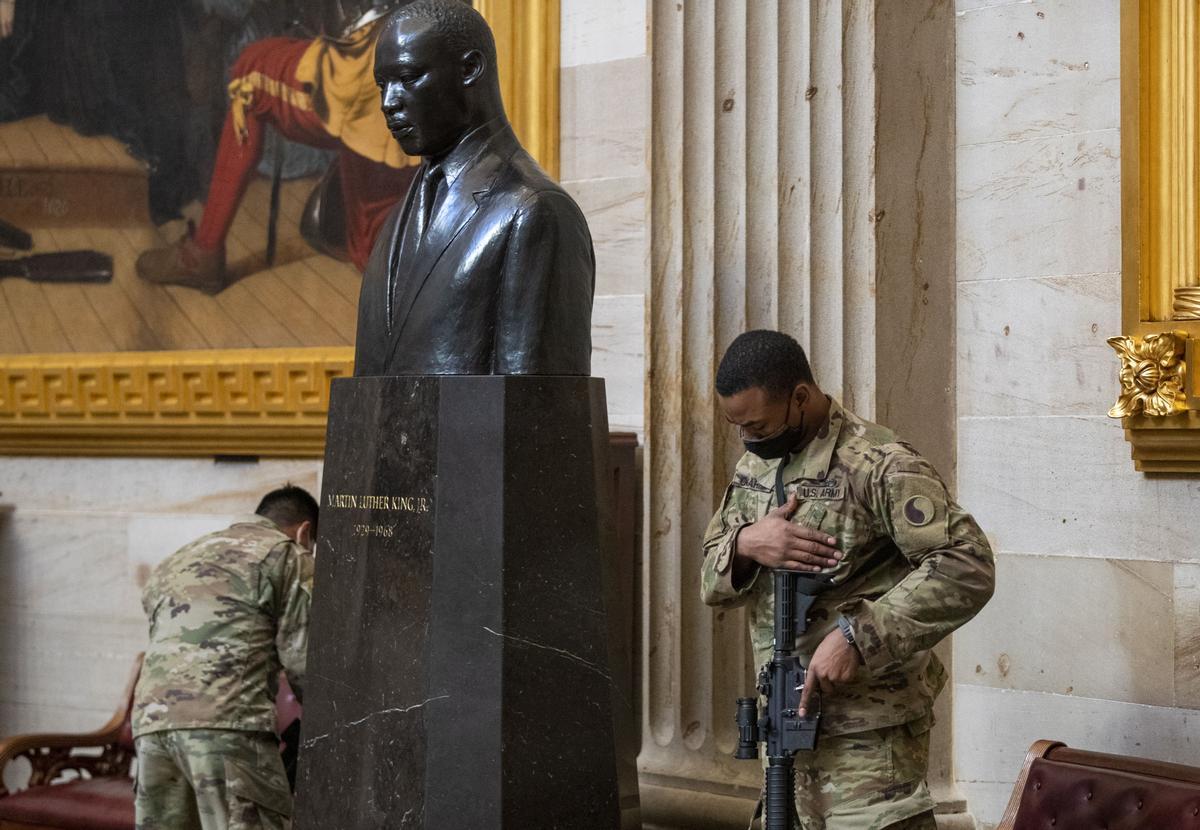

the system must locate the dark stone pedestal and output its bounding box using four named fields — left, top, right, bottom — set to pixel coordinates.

left=294, top=376, right=639, bottom=830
